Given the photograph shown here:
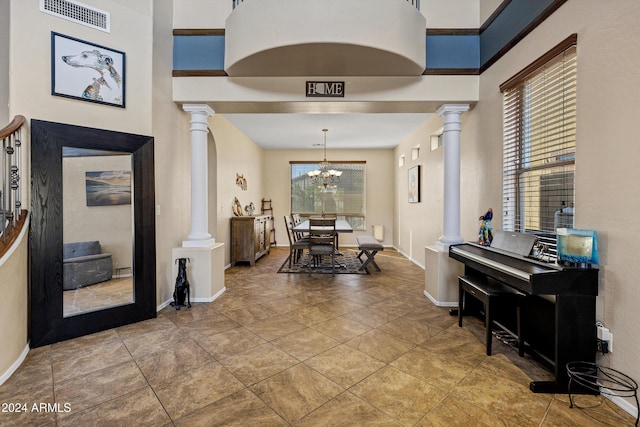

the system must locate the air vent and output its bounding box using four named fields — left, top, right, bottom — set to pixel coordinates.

left=40, top=0, right=110, bottom=33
